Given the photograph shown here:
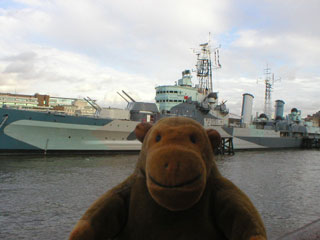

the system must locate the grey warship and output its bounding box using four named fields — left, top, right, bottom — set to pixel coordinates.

left=148, top=41, right=320, bottom=149
left=1, top=40, right=319, bottom=154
